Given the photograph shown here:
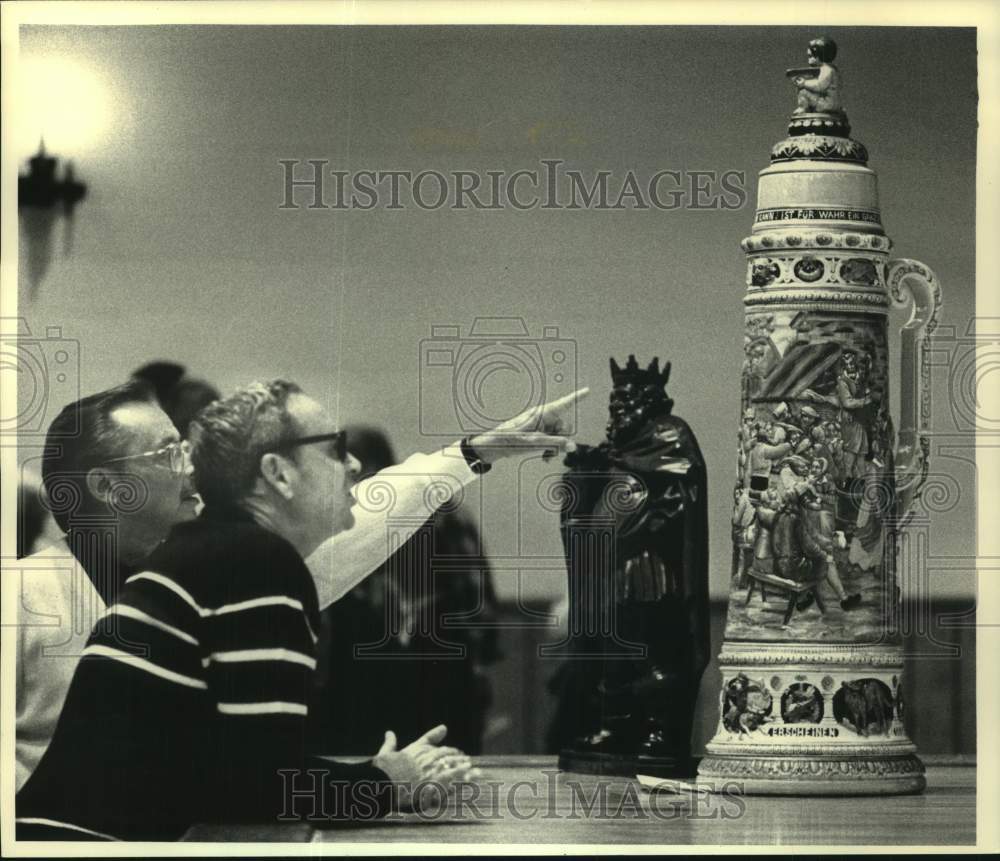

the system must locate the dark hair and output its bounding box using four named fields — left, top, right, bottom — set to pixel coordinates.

left=188, top=380, right=302, bottom=509
left=41, top=380, right=158, bottom=532
left=132, top=361, right=220, bottom=437
left=342, top=424, right=397, bottom=480
left=166, top=379, right=220, bottom=437
left=808, top=36, right=837, bottom=63
left=132, top=360, right=185, bottom=402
